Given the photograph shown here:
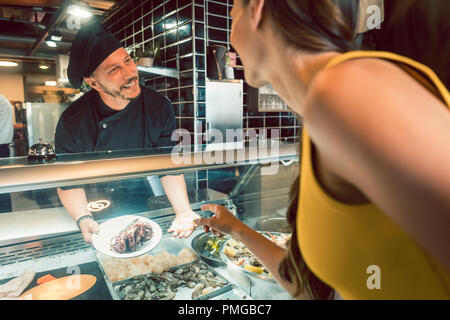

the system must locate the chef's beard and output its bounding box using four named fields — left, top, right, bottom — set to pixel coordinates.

left=98, top=76, right=140, bottom=101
